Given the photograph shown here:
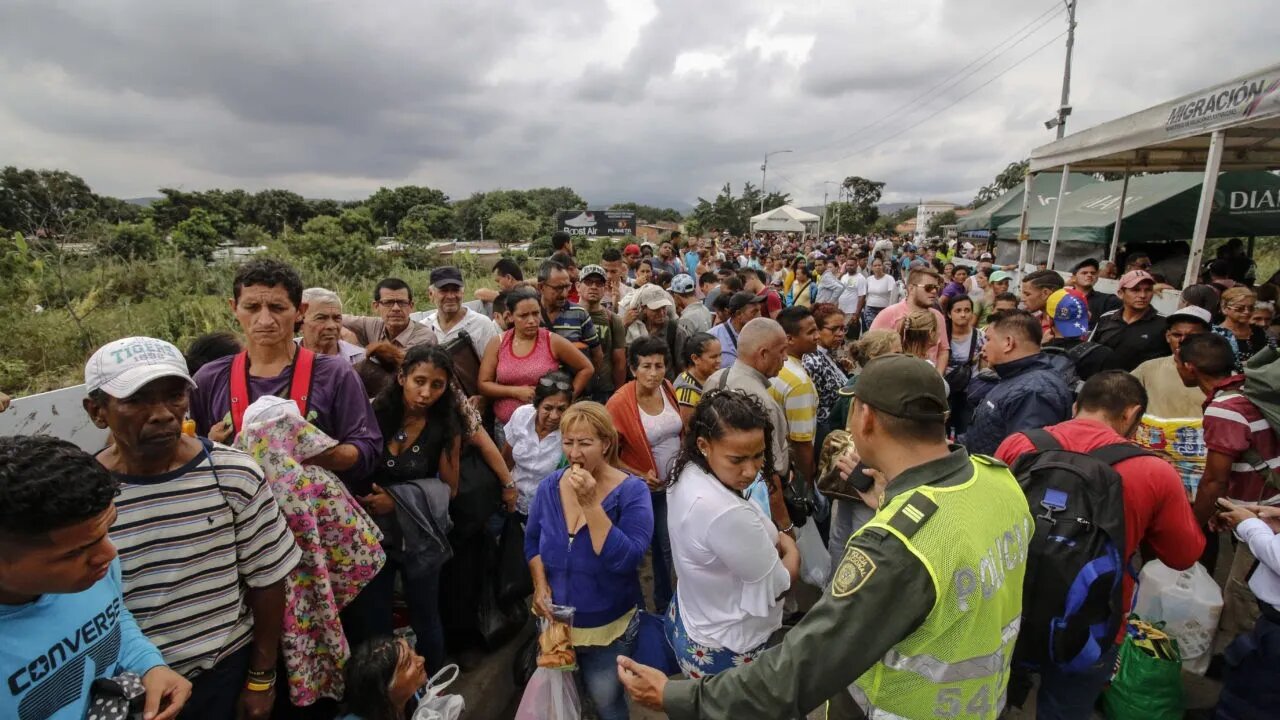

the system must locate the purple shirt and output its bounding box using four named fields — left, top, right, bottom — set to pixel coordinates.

left=191, top=352, right=382, bottom=488
left=941, top=281, right=967, bottom=302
